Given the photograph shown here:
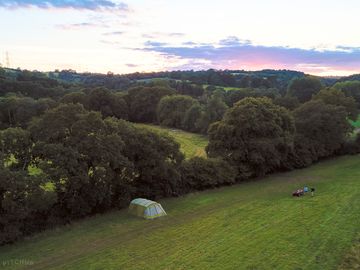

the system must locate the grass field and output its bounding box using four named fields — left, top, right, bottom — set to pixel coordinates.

left=223, top=87, right=242, bottom=91
left=350, top=115, right=360, bottom=129
left=338, top=231, right=360, bottom=269
left=203, top=84, right=242, bottom=91
left=135, top=124, right=208, bottom=159
left=0, top=155, right=359, bottom=270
